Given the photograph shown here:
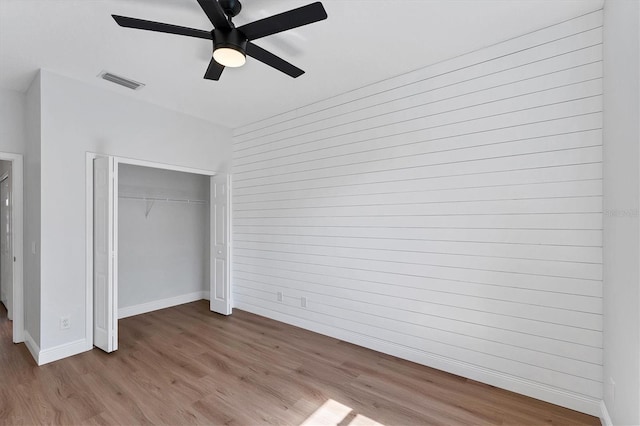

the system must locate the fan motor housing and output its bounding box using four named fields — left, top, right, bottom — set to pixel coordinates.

left=213, top=28, right=247, bottom=53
